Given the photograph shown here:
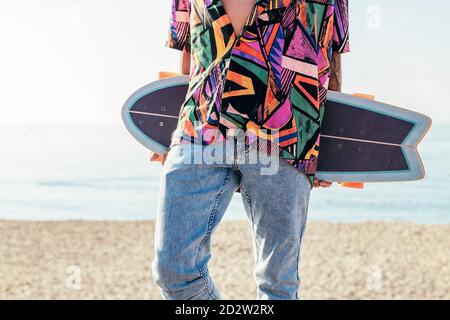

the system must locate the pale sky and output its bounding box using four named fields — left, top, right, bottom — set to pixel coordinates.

left=0, top=0, right=448, bottom=124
